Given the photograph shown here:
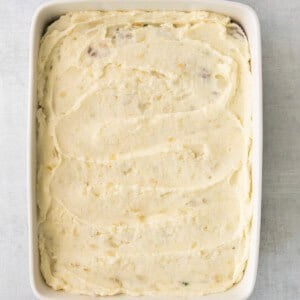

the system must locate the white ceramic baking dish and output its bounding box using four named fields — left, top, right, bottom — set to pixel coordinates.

left=27, top=0, right=262, bottom=299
